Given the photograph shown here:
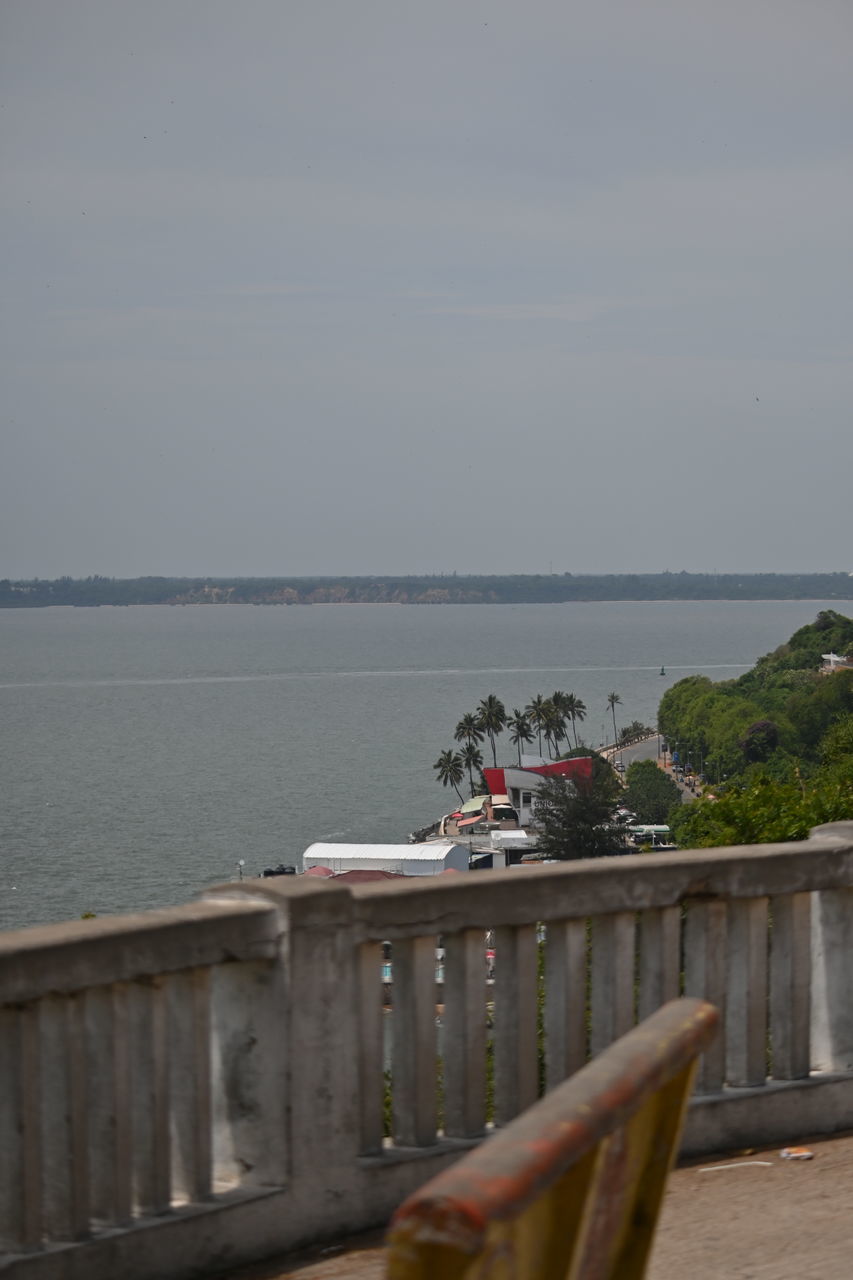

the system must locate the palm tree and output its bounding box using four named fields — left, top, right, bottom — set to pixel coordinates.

left=460, top=742, right=484, bottom=796
left=453, top=712, right=485, bottom=750
left=525, top=694, right=548, bottom=757
left=433, top=749, right=465, bottom=803
left=570, top=696, right=587, bottom=747
left=607, top=692, right=622, bottom=750
left=551, top=691, right=574, bottom=753
left=506, top=708, right=534, bottom=766
left=477, top=694, right=507, bottom=767
left=541, top=698, right=566, bottom=759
